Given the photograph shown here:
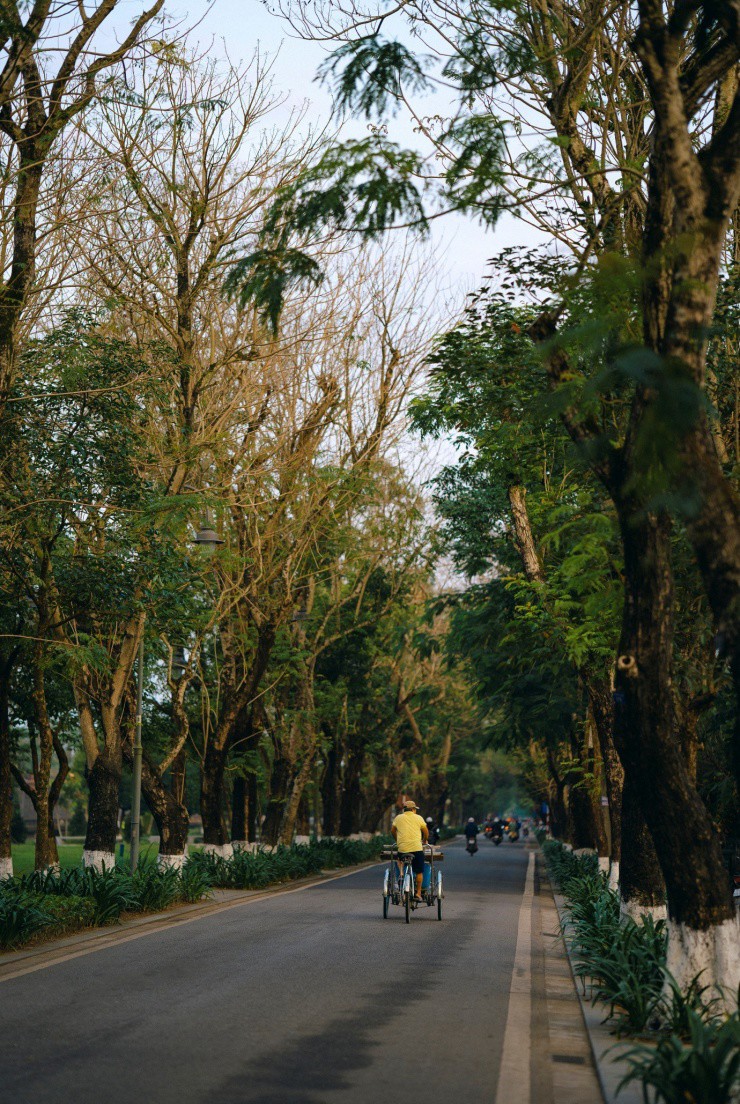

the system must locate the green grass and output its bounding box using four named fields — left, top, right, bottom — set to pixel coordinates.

left=10, top=841, right=159, bottom=875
